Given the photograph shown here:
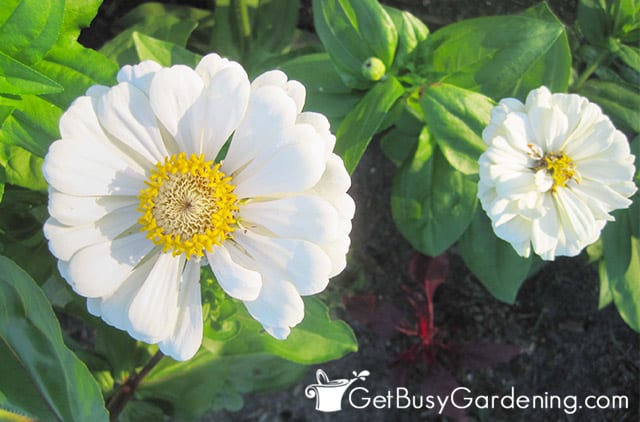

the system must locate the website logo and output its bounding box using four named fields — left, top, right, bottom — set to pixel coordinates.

left=304, top=369, right=370, bottom=412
